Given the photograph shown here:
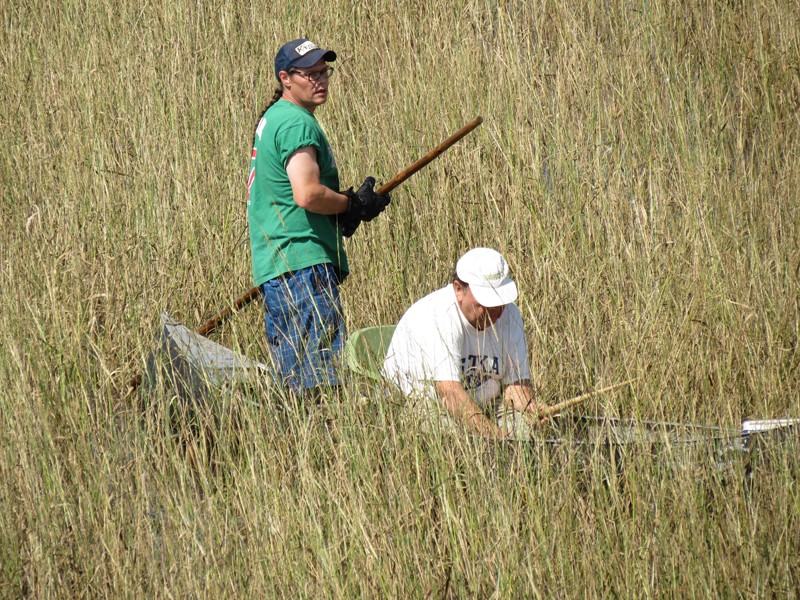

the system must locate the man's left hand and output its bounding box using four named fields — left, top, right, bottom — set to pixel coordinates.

left=342, top=218, right=361, bottom=238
